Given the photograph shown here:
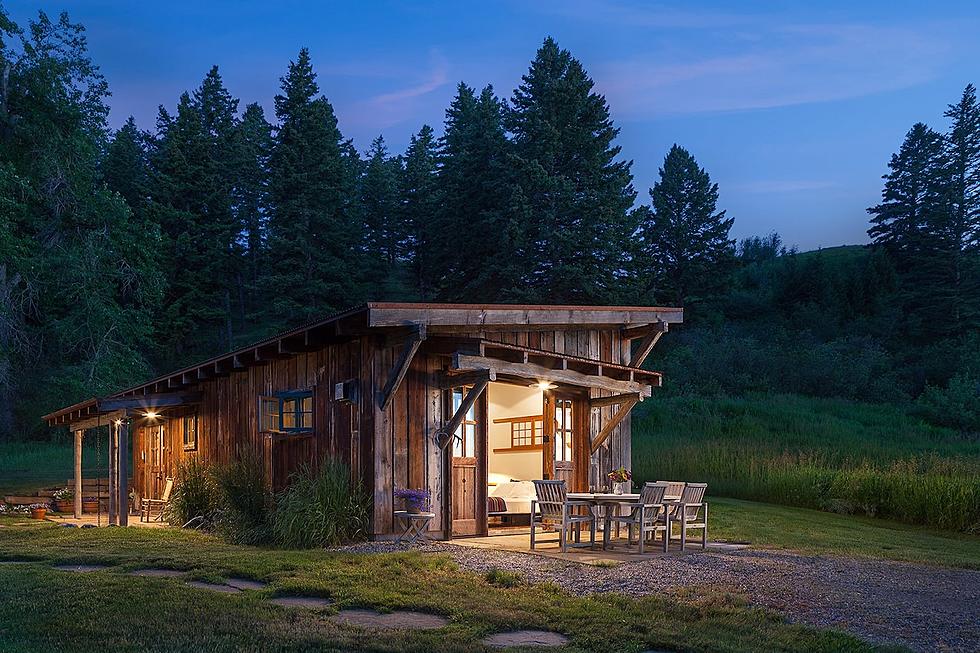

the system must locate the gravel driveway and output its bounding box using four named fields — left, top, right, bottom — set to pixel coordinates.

left=337, top=542, right=980, bottom=652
